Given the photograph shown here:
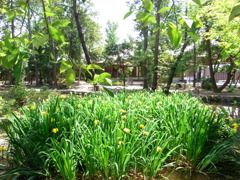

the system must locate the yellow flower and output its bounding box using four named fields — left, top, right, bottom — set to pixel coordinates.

left=102, top=101, right=106, bottom=105
left=213, top=119, right=217, bottom=123
left=59, top=95, right=66, bottom=99
left=123, top=128, right=130, bottom=133
left=94, top=120, right=100, bottom=124
left=77, top=104, right=82, bottom=108
left=45, top=99, right=49, bottom=103
left=0, top=146, right=7, bottom=151
left=52, top=128, right=59, bottom=133
left=88, top=101, right=93, bottom=105
left=136, top=101, right=142, bottom=105
left=120, top=109, right=127, bottom=113
left=41, top=112, right=49, bottom=117
left=56, top=108, right=60, bottom=112
left=233, top=128, right=238, bottom=132
left=29, top=106, right=35, bottom=110
left=210, top=106, right=214, bottom=110
left=139, top=124, right=145, bottom=129
left=156, top=146, right=162, bottom=152
left=232, top=123, right=239, bottom=129
left=121, top=115, right=127, bottom=119
left=118, top=141, right=124, bottom=145
left=229, top=118, right=234, bottom=122
left=218, top=130, right=222, bottom=134
left=157, top=101, right=162, bottom=105
left=142, top=131, right=149, bottom=136
left=3, top=114, right=9, bottom=118
left=51, top=118, right=55, bottom=122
